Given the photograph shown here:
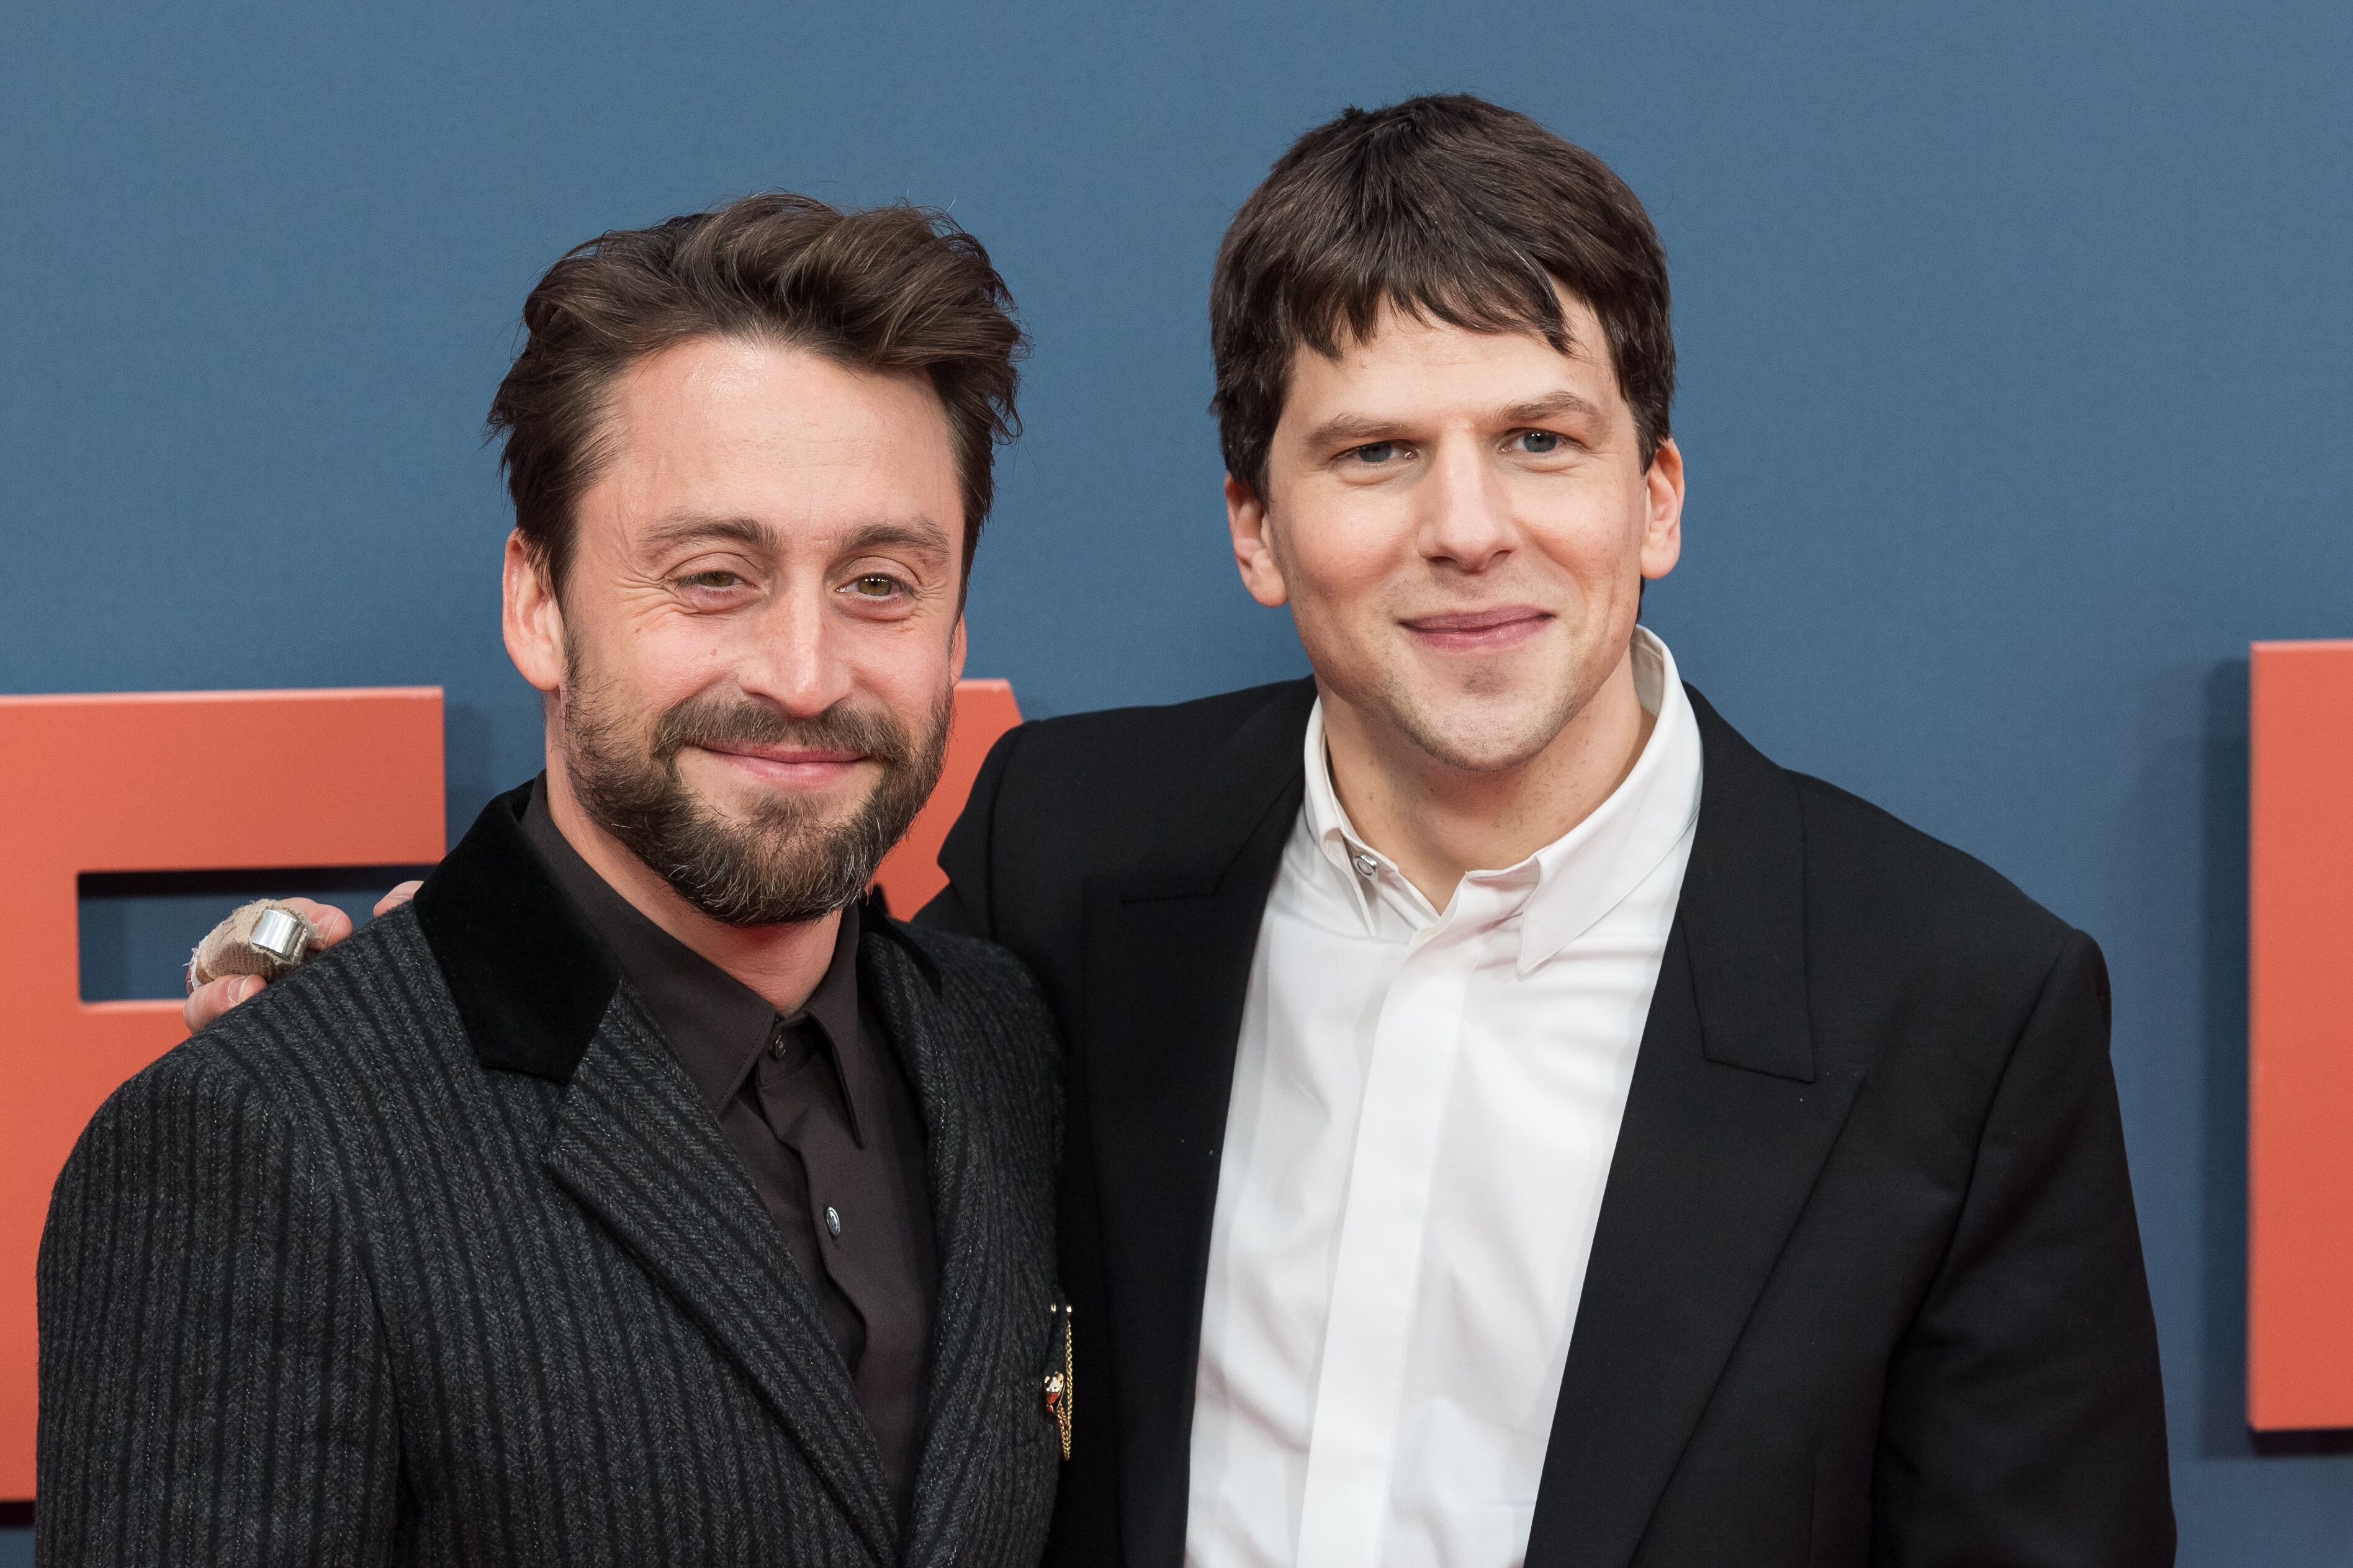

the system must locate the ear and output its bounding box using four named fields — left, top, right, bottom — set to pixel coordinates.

left=1639, top=436, right=1686, bottom=582
left=502, top=530, right=567, bottom=694
left=948, top=613, right=968, bottom=684
left=1226, top=473, right=1290, bottom=609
